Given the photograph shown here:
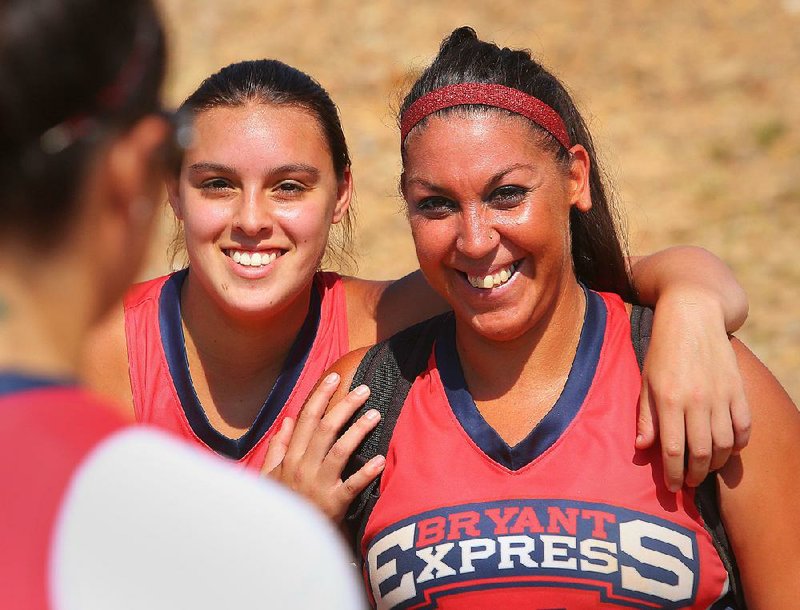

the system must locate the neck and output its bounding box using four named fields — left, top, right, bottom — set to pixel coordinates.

left=179, top=270, right=314, bottom=382
left=456, top=280, right=586, bottom=401
left=0, top=252, right=97, bottom=380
